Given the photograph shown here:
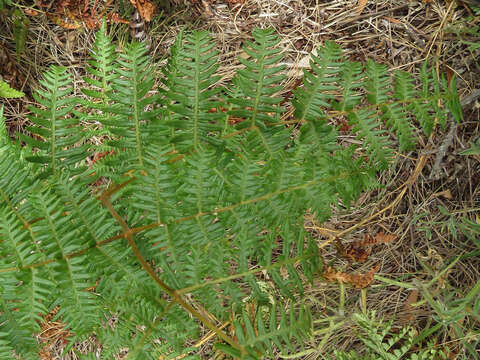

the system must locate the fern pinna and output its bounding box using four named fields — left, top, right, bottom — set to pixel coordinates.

left=0, top=24, right=460, bottom=359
